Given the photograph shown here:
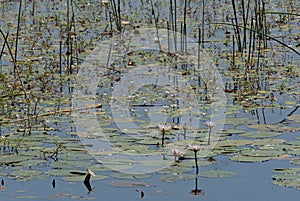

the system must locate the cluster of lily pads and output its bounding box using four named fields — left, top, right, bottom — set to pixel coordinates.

left=0, top=1, right=299, bottom=199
